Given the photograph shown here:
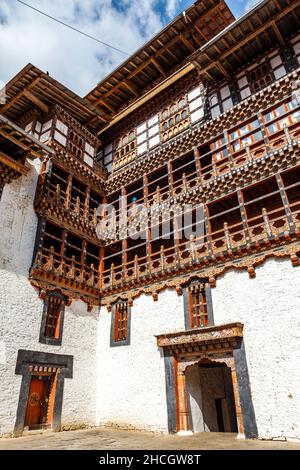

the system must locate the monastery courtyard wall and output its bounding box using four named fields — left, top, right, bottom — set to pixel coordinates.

left=0, top=144, right=300, bottom=441
left=0, top=163, right=98, bottom=436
